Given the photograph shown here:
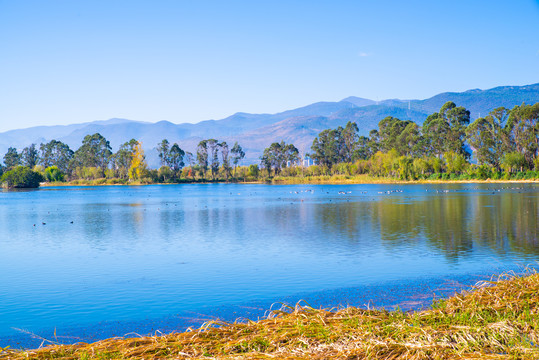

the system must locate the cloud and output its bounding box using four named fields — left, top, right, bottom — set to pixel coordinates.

left=358, top=52, right=371, bottom=57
